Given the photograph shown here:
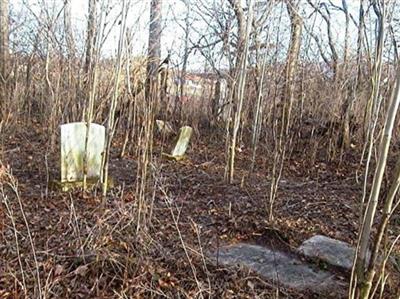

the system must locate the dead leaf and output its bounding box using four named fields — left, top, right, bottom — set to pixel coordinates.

left=55, top=264, right=64, bottom=276
left=74, top=265, right=88, bottom=276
